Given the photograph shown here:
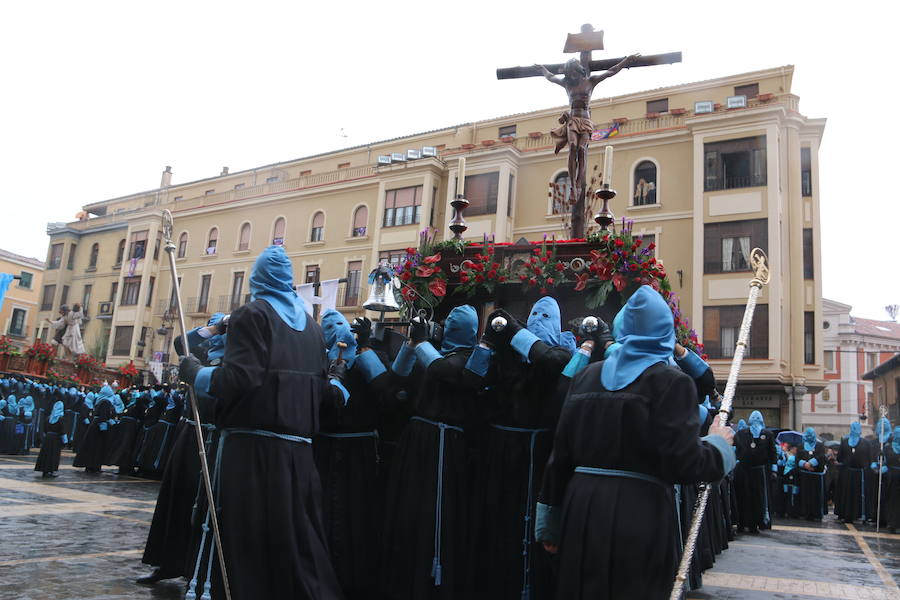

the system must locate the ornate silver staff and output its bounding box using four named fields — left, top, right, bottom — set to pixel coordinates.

left=669, top=248, right=770, bottom=600
left=877, top=404, right=888, bottom=533
left=161, top=210, right=232, bottom=600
